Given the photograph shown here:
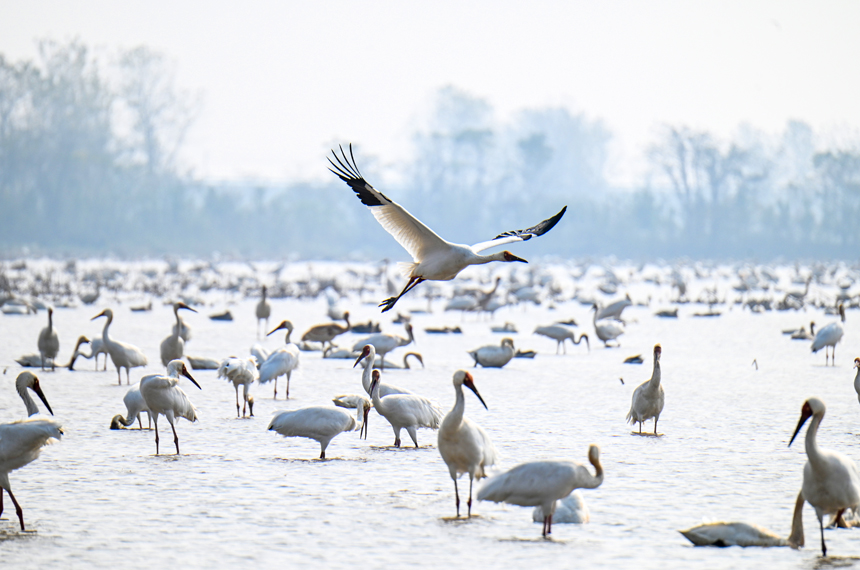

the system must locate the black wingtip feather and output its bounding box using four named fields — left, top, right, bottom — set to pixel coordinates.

left=328, top=143, right=392, bottom=207
left=493, top=205, right=567, bottom=241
